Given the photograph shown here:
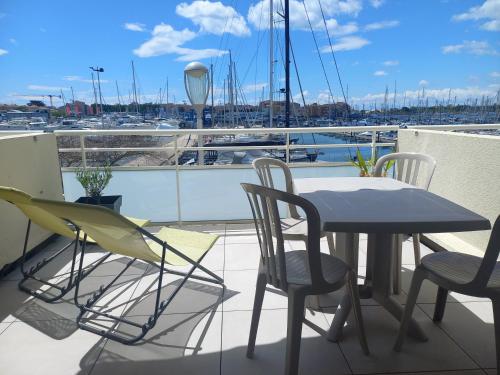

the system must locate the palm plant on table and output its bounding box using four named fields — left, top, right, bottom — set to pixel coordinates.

left=351, top=149, right=395, bottom=177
